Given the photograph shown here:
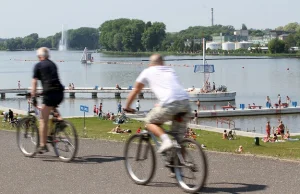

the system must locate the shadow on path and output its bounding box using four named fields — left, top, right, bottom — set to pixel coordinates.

left=41, top=155, right=125, bottom=164
left=202, top=182, right=267, bottom=193
left=73, top=155, right=125, bottom=164
left=147, top=182, right=177, bottom=188
left=145, top=181, right=267, bottom=193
